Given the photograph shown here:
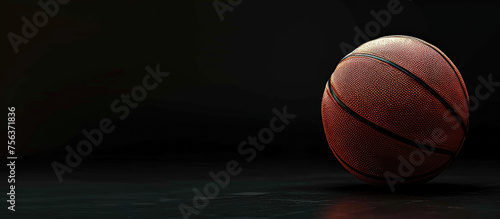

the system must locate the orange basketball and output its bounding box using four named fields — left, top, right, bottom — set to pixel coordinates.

left=321, top=35, right=469, bottom=186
